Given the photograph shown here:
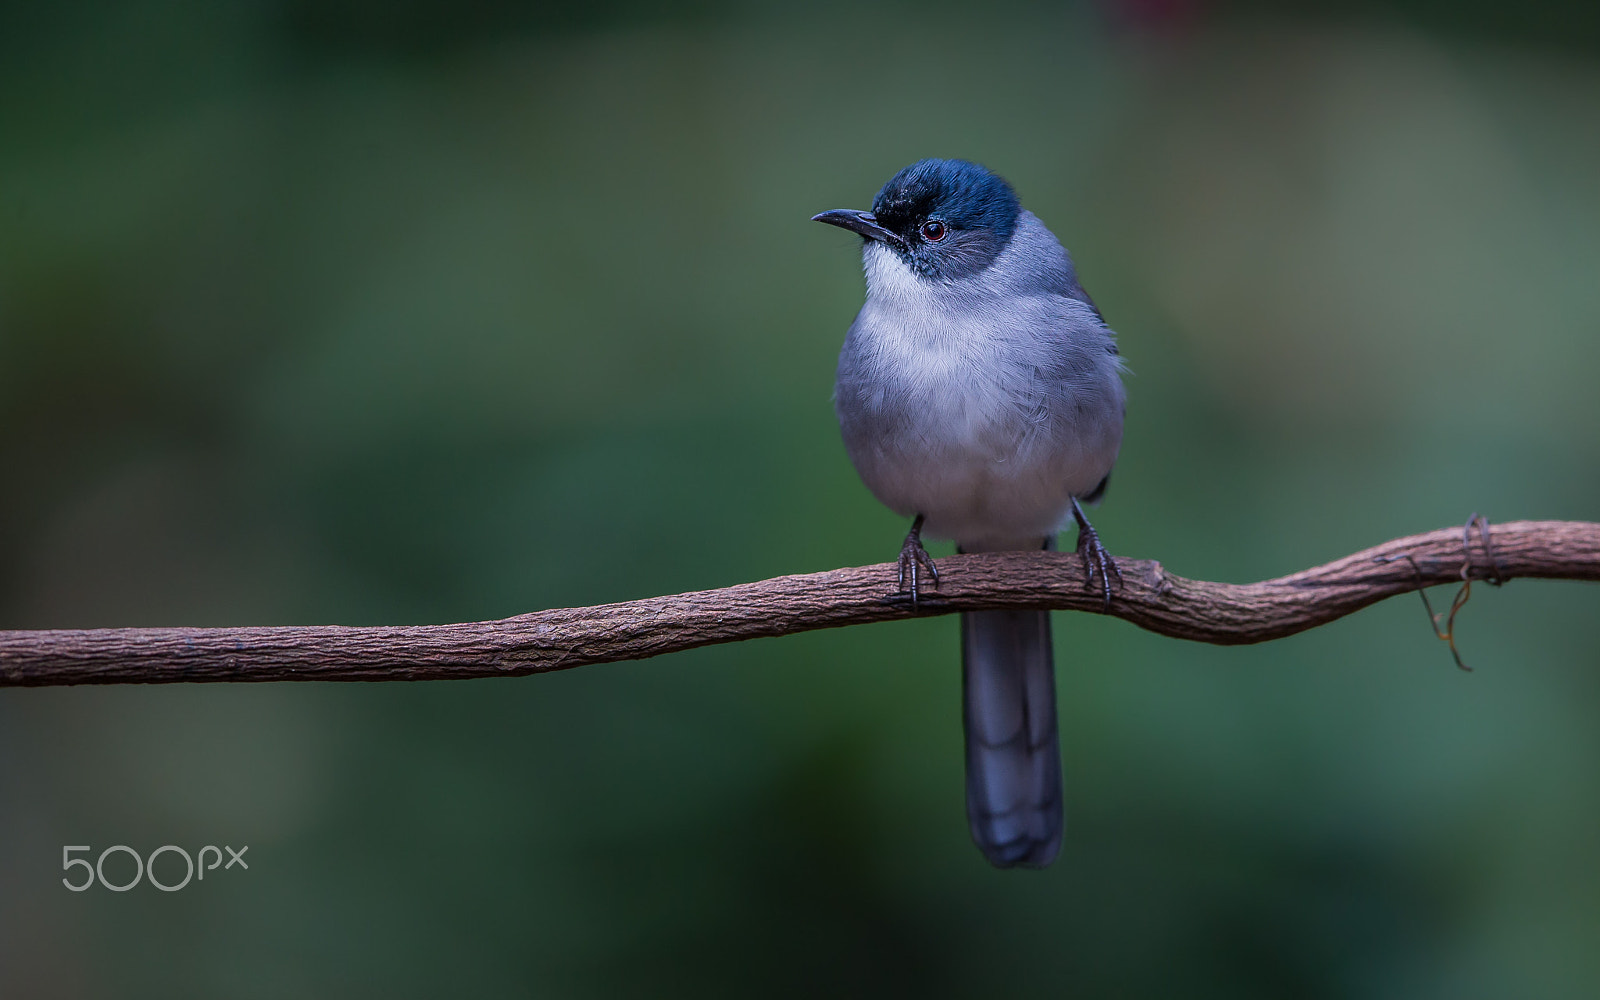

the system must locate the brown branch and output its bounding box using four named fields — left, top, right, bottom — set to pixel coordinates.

left=2, top=519, right=1597, bottom=688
